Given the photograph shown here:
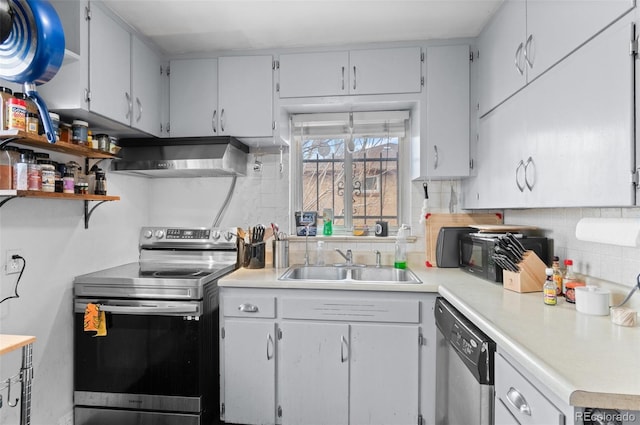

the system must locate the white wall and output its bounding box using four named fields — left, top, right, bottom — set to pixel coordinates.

left=0, top=171, right=149, bottom=425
